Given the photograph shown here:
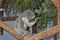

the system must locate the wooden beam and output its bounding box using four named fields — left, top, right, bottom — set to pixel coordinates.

left=0, top=20, right=60, bottom=40
left=2, top=16, right=18, bottom=21
left=51, top=0, right=60, bottom=24
left=0, top=21, right=23, bottom=40
left=51, top=0, right=60, bottom=40
left=30, top=24, right=60, bottom=40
